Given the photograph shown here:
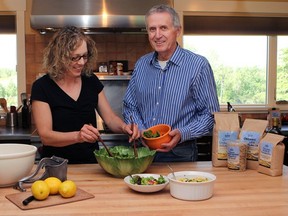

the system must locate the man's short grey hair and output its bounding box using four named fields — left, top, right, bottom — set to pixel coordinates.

left=145, top=4, right=181, bottom=28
